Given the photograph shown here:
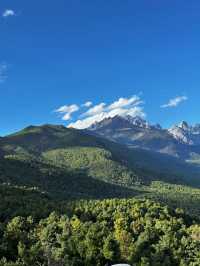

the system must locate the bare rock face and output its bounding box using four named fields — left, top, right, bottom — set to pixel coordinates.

left=125, top=115, right=150, bottom=128
left=89, top=115, right=160, bottom=131
left=168, top=121, right=200, bottom=145
left=168, top=123, right=193, bottom=145
left=179, top=121, right=190, bottom=130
